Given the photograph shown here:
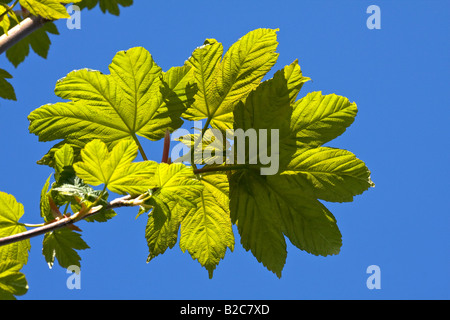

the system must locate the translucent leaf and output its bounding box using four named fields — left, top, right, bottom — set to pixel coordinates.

left=180, top=173, right=234, bottom=278
left=291, top=91, right=358, bottom=149
left=19, top=0, right=81, bottom=20
left=229, top=170, right=342, bottom=277
left=0, top=192, right=30, bottom=265
left=282, top=147, right=375, bottom=202
left=73, top=139, right=158, bottom=195
left=0, top=260, right=28, bottom=300
left=233, top=60, right=309, bottom=171
left=144, top=163, right=203, bottom=262
left=183, top=28, right=279, bottom=130
left=28, top=47, right=192, bottom=149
